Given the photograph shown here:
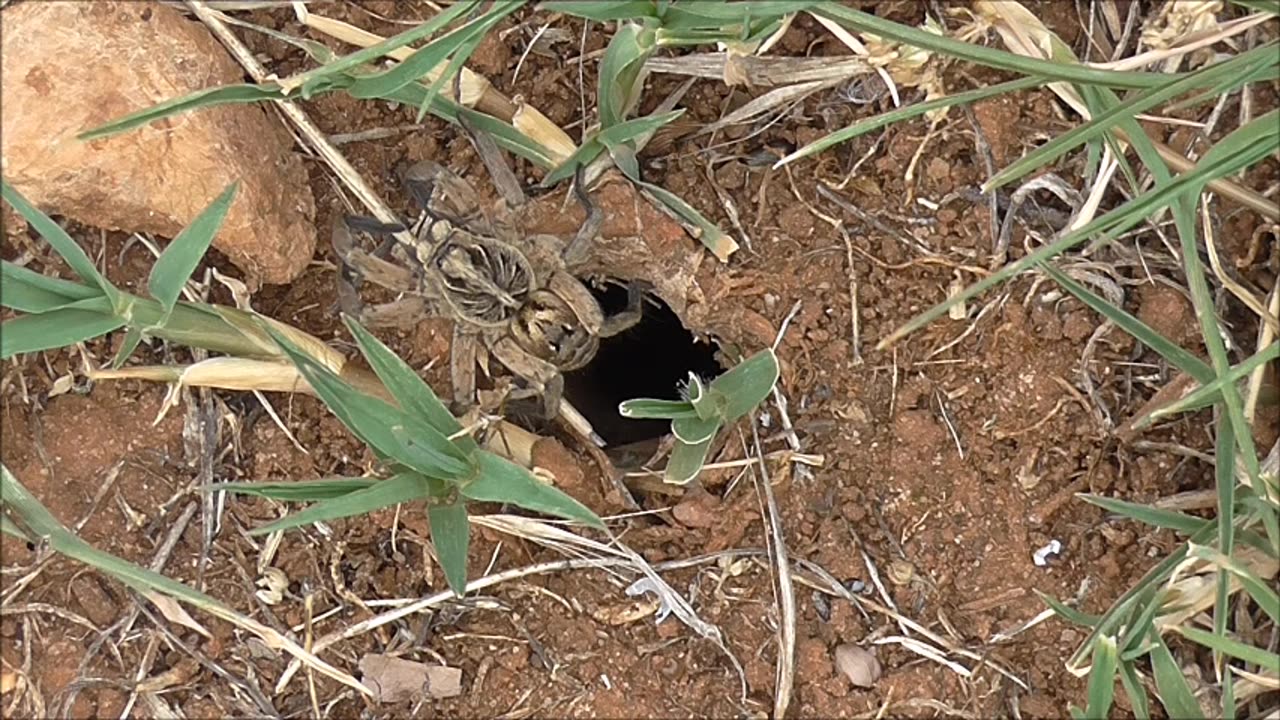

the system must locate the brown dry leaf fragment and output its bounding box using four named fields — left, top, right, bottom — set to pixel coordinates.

left=358, top=654, right=463, bottom=703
